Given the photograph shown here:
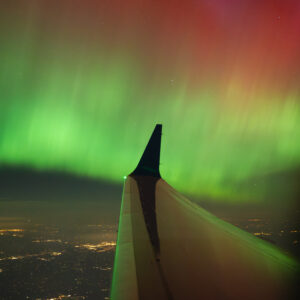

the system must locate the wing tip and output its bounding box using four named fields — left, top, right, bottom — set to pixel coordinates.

left=130, top=124, right=162, bottom=177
